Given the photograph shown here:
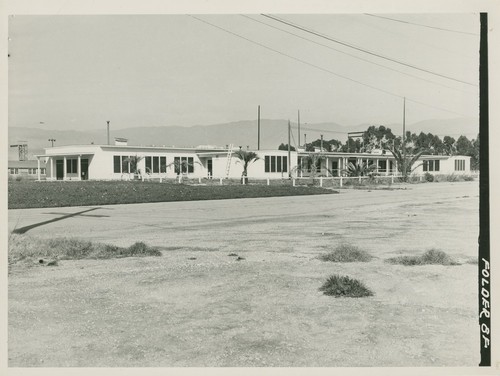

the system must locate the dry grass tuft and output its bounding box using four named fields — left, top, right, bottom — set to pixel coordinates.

left=319, top=275, right=374, bottom=298
left=9, top=234, right=161, bottom=265
left=319, top=244, right=373, bottom=263
left=386, top=249, right=459, bottom=266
